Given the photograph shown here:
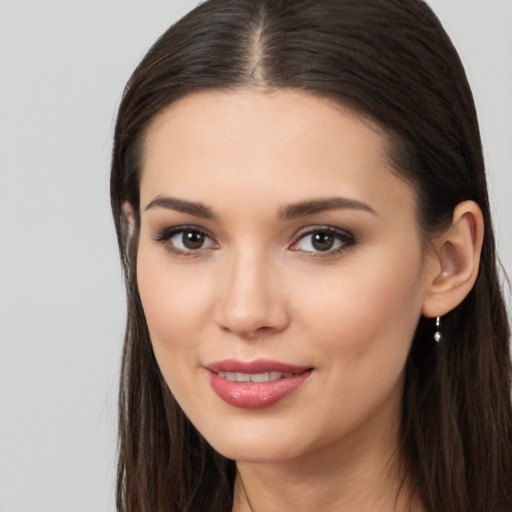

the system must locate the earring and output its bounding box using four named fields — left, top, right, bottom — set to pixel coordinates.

left=434, top=316, right=441, bottom=343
